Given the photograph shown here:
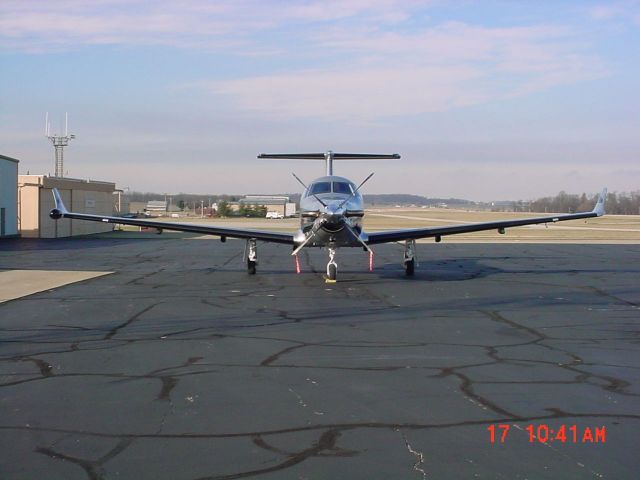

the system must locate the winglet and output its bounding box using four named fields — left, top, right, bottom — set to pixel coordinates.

left=593, top=188, right=607, bottom=217
left=49, top=188, right=69, bottom=219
